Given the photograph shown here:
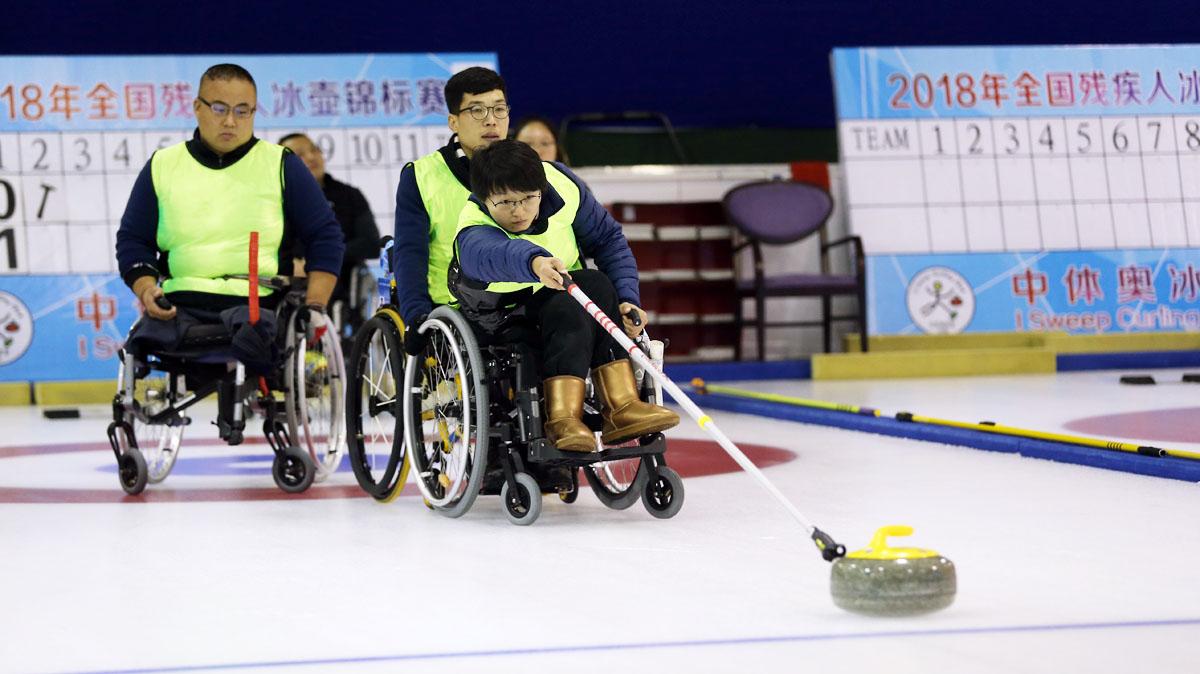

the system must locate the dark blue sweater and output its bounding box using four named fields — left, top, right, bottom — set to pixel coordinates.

left=115, top=131, right=345, bottom=291
left=454, top=164, right=641, bottom=307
